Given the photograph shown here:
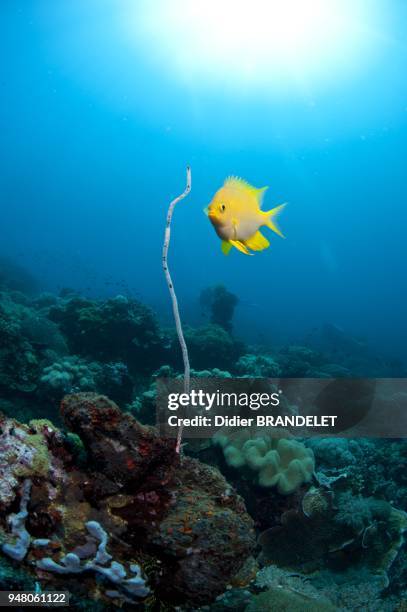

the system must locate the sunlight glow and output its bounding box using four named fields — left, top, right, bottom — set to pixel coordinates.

left=132, top=0, right=374, bottom=90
